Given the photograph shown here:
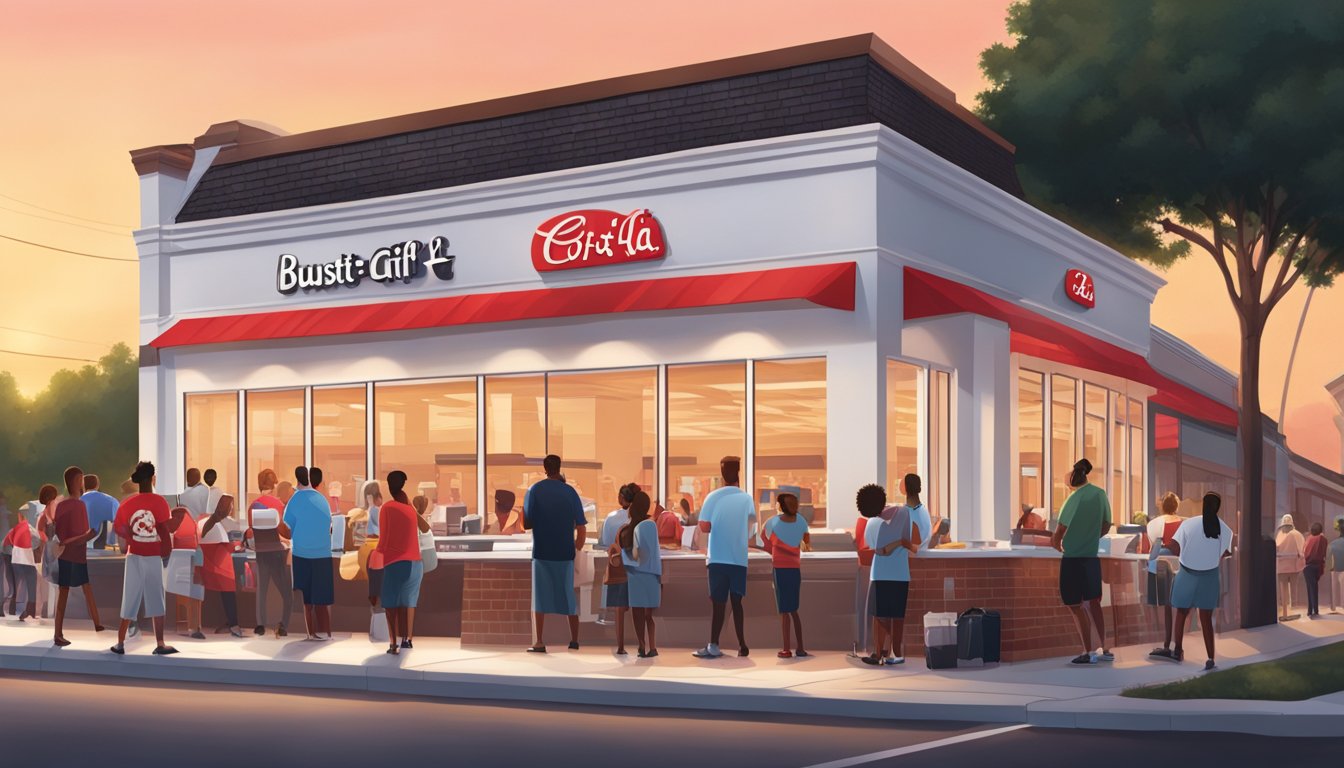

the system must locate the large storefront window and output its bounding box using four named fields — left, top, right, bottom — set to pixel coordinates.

left=185, top=392, right=238, bottom=502
left=312, top=386, right=366, bottom=514
left=754, top=358, right=827, bottom=526
left=1129, top=397, right=1145, bottom=523
left=246, top=389, right=305, bottom=508
left=486, top=375, right=546, bottom=522
left=667, top=363, right=746, bottom=518
left=1083, top=384, right=1109, bottom=500
left=1050, top=375, right=1077, bottom=516
left=1112, top=391, right=1127, bottom=518
left=375, top=378, right=477, bottom=527
left=886, top=360, right=921, bottom=497
left=928, top=369, right=952, bottom=524
left=548, top=368, right=656, bottom=518
left=1017, top=370, right=1044, bottom=513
